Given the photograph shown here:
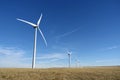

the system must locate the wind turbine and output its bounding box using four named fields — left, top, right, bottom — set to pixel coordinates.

left=67, top=51, right=72, bottom=68
left=17, top=13, right=47, bottom=69
left=76, top=59, right=80, bottom=68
